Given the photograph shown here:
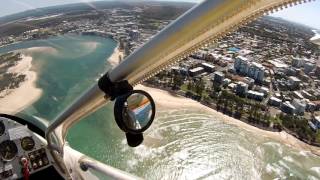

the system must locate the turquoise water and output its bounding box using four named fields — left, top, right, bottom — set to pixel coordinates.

left=0, top=35, right=117, bottom=120
left=0, top=36, right=320, bottom=179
